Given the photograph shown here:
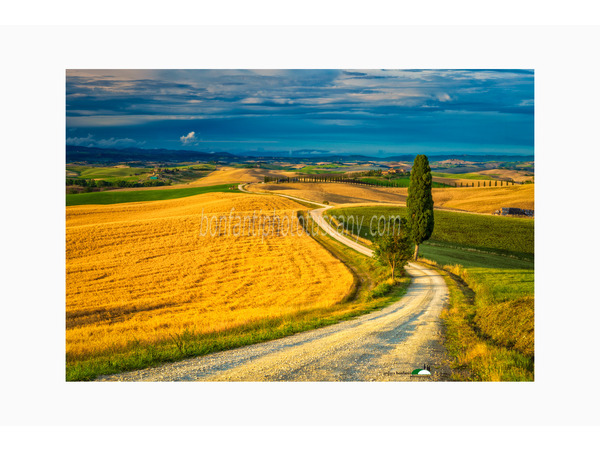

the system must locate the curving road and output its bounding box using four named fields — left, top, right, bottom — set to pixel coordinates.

left=97, top=183, right=450, bottom=381
left=98, top=263, right=449, bottom=381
